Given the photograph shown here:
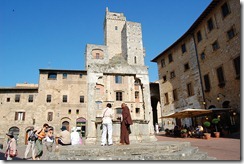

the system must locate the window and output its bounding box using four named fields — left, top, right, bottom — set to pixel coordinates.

left=207, top=18, right=214, bottom=31
left=47, top=112, right=53, bottom=121
left=221, top=2, right=230, bottom=18
left=173, top=89, right=178, bottom=101
left=164, top=93, right=169, bottom=105
left=212, top=41, right=219, bottom=51
left=200, top=52, right=205, bottom=60
left=135, top=91, right=139, bottom=99
left=7, top=98, right=10, bottom=102
left=136, top=108, right=140, bottom=114
left=181, top=44, right=186, bottom=53
left=63, top=73, right=67, bottom=79
left=197, top=30, right=202, bottom=42
left=163, top=75, right=167, bottom=83
left=63, top=95, right=68, bottom=103
left=187, top=82, right=194, bottom=97
left=116, top=92, right=123, bottom=101
left=47, top=95, right=51, bottom=103
left=96, top=101, right=103, bottom=110
left=15, top=112, right=25, bottom=121
left=116, top=108, right=122, bottom=114
left=204, top=74, right=211, bottom=92
left=28, top=95, right=33, bottom=102
left=80, top=96, right=84, bottom=103
left=48, top=73, right=57, bottom=80
left=15, top=95, right=20, bottom=102
left=184, top=63, right=190, bottom=71
left=96, top=53, right=100, bottom=59
left=233, top=56, right=240, bottom=79
left=134, top=56, right=137, bottom=64
left=68, top=109, right=71, bottom=114
left=115, top=26, right=118, bottom=30
left=115, top=75, right=122, bottom=84
left=170, top=71, right=175, bottom=79
left=216, top=66, right=225, bottom=87
left=227, top=27, right=235, bottom=40
left=168, top=54, right=173, bottom=63
left=161, top=58, right=165, bottom=67
left=76, top=109, right=79, bottom=114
